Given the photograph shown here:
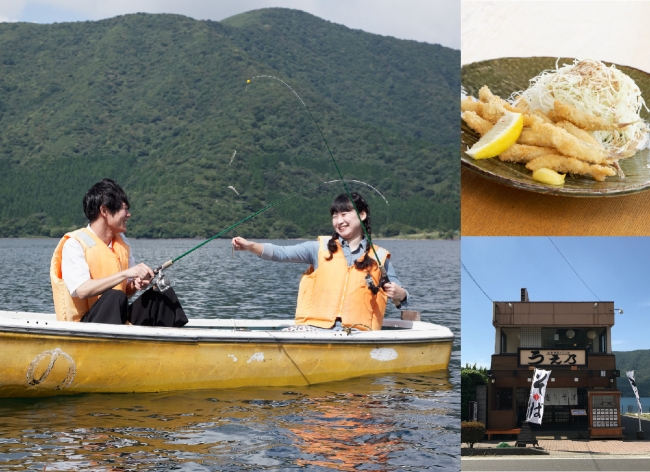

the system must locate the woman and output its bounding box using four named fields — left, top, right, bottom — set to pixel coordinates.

left=232, top=192, right=408, bottom=331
